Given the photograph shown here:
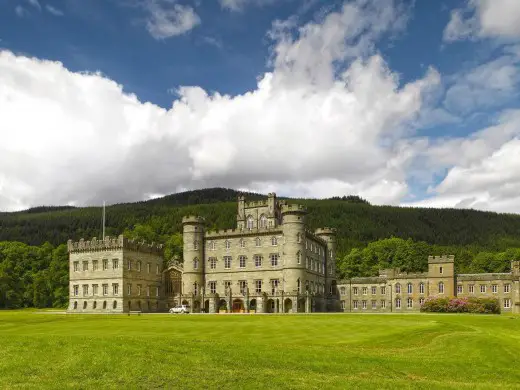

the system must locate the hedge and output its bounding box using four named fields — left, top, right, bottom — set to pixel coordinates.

left=420, top=296, right=500, bottom=314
